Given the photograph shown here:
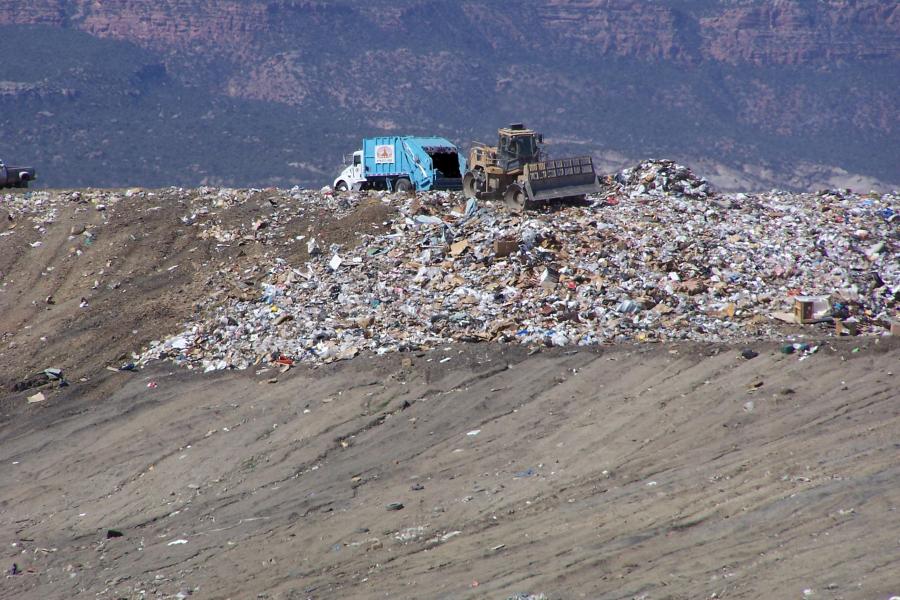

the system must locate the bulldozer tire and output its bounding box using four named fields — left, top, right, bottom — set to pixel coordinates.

left=503, top=184, right=527, bottom=212
left=462, top=172, right=479, bottom=199
left=335, top=181, right=349, bottom=192
left=394, top=178, right=413, bottom=194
